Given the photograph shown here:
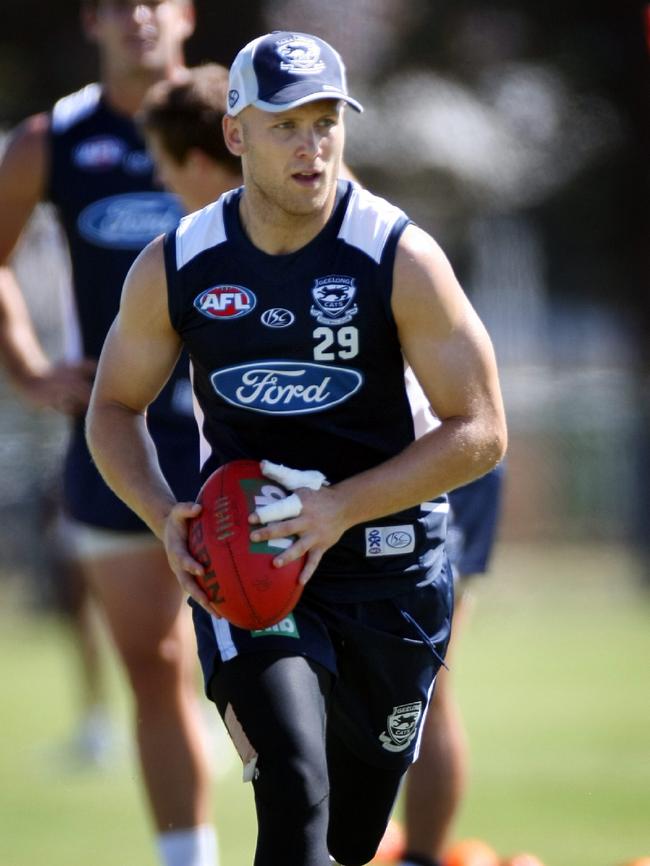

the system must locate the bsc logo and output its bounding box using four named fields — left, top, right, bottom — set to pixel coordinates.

left=194, top=285, right=256, bottom=320
left=261, top=308, right=295, bottom=328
